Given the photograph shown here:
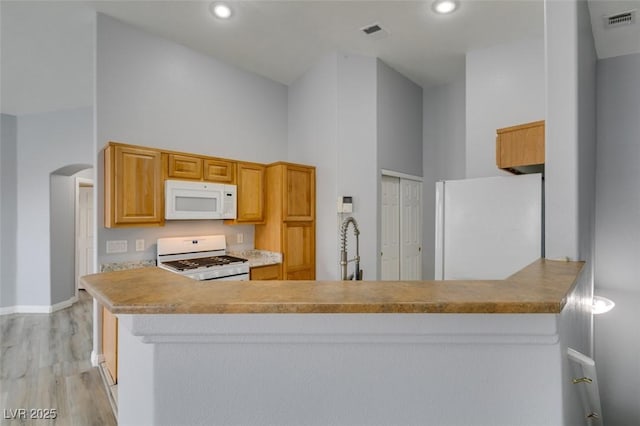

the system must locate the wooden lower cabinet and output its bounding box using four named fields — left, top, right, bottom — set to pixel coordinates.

left=283, top=222, right=315, bottom=280
left=255, top=162, right=316, bottom=280
left=250, top=263, right=282, bottom=280
left=285, top=269, right=315, bottom=280
left=102, top=307, right=118, bottom=384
